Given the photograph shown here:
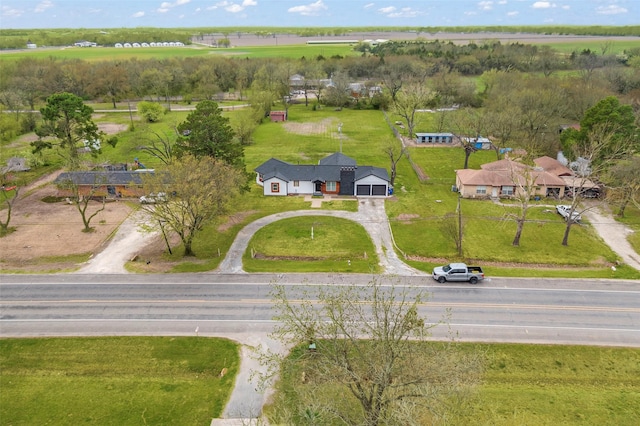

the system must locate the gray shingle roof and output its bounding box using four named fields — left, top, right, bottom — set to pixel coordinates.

left=318, top=152, right=357, bottom=166
left=255, top=153, right=389, bottom=183
left=54, top=171, right=151, bottom=186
